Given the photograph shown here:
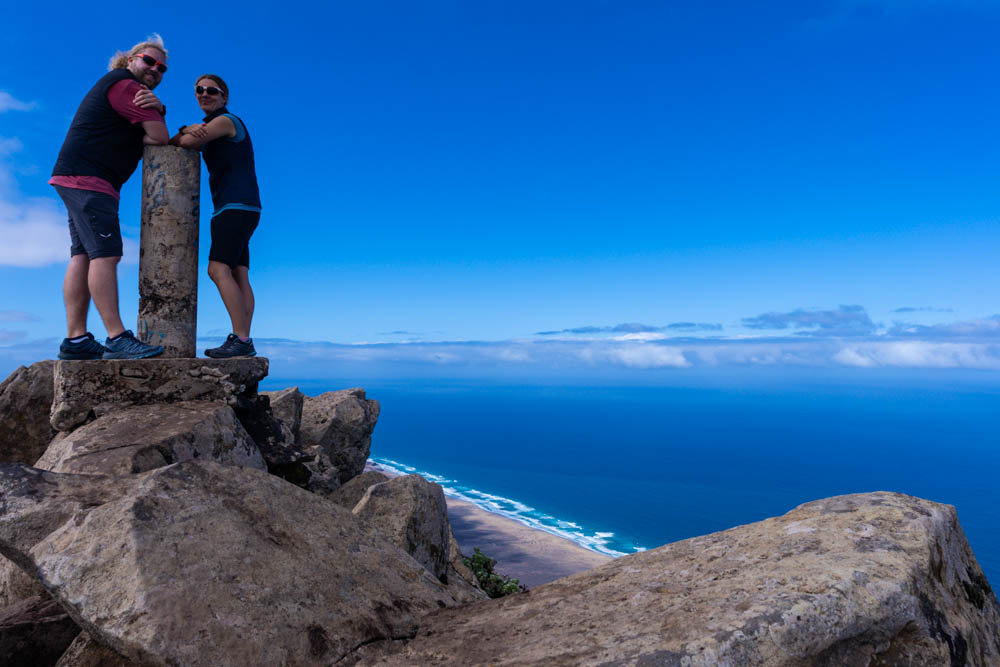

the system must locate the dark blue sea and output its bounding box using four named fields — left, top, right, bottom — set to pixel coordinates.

left=262, top=371, right=1000, bottom=585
